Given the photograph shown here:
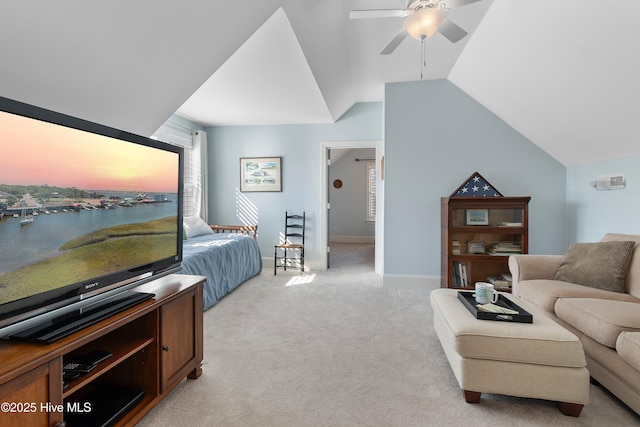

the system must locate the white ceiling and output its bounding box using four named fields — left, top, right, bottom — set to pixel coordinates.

left=176, top=8, right=335, bottom=126
left=449, top=1, right=640, bottom=166
left=177, top=0, right=492, bottom=125
left=0, top=1, right=639, bottom=166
